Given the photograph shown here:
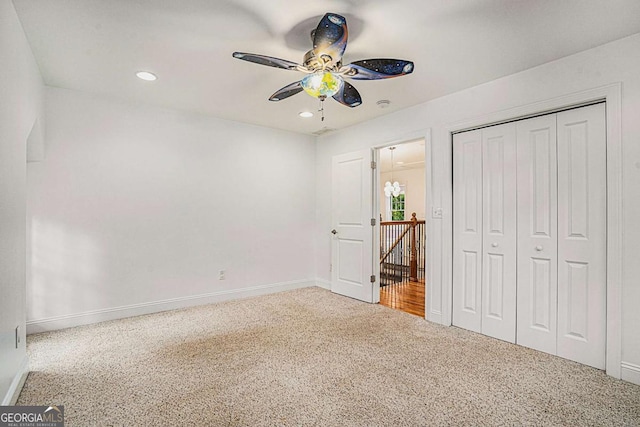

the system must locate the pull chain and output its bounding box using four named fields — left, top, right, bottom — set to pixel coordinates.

left=318, top=95, right=326, bottom=121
